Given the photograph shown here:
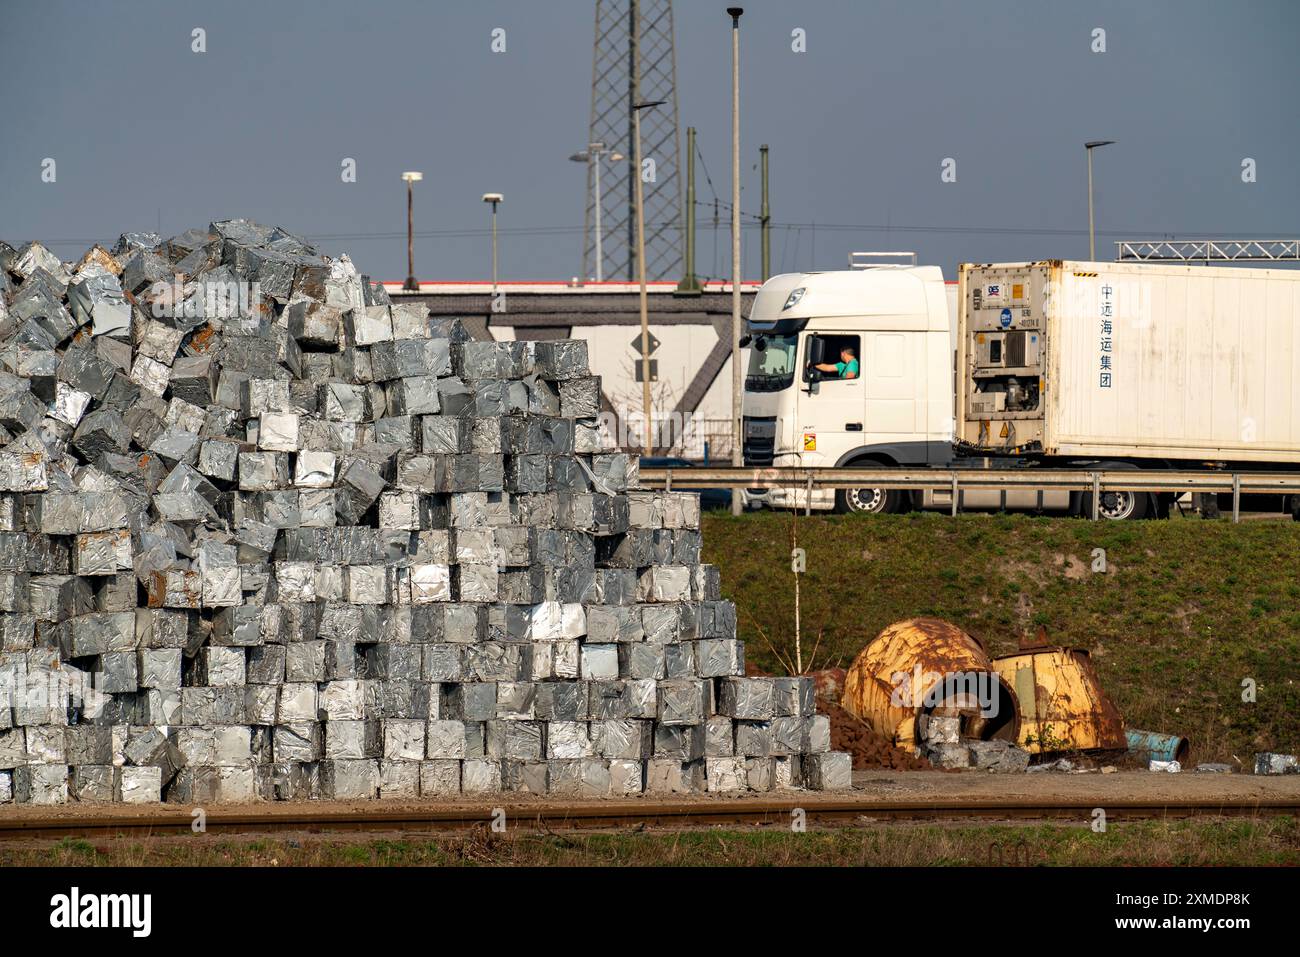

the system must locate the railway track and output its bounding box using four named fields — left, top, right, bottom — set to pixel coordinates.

left=1, top=796, right=1295, bottom=839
